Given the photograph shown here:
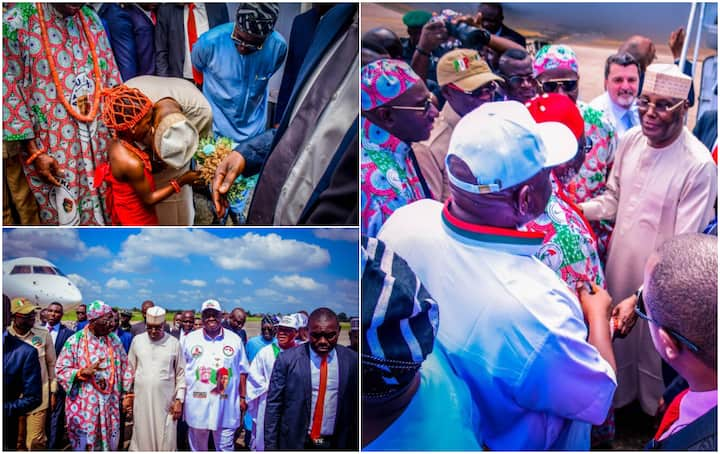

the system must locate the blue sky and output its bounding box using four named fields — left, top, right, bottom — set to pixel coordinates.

left=3, top=228, right=359, bottom=316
